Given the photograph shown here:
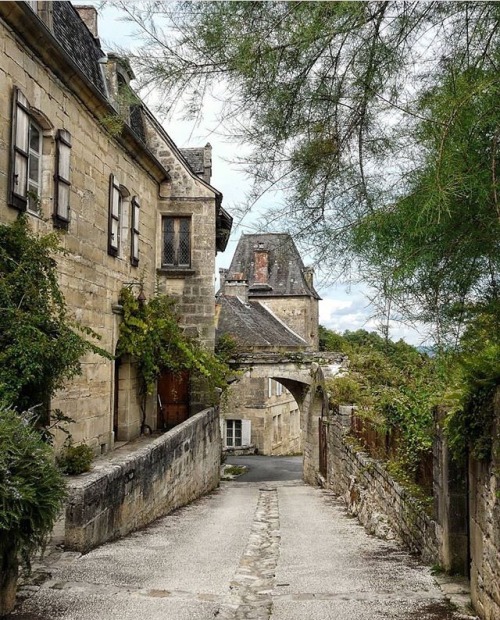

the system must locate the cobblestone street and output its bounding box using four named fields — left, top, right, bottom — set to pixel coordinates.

left=10, top=459, right=474, bottom=620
